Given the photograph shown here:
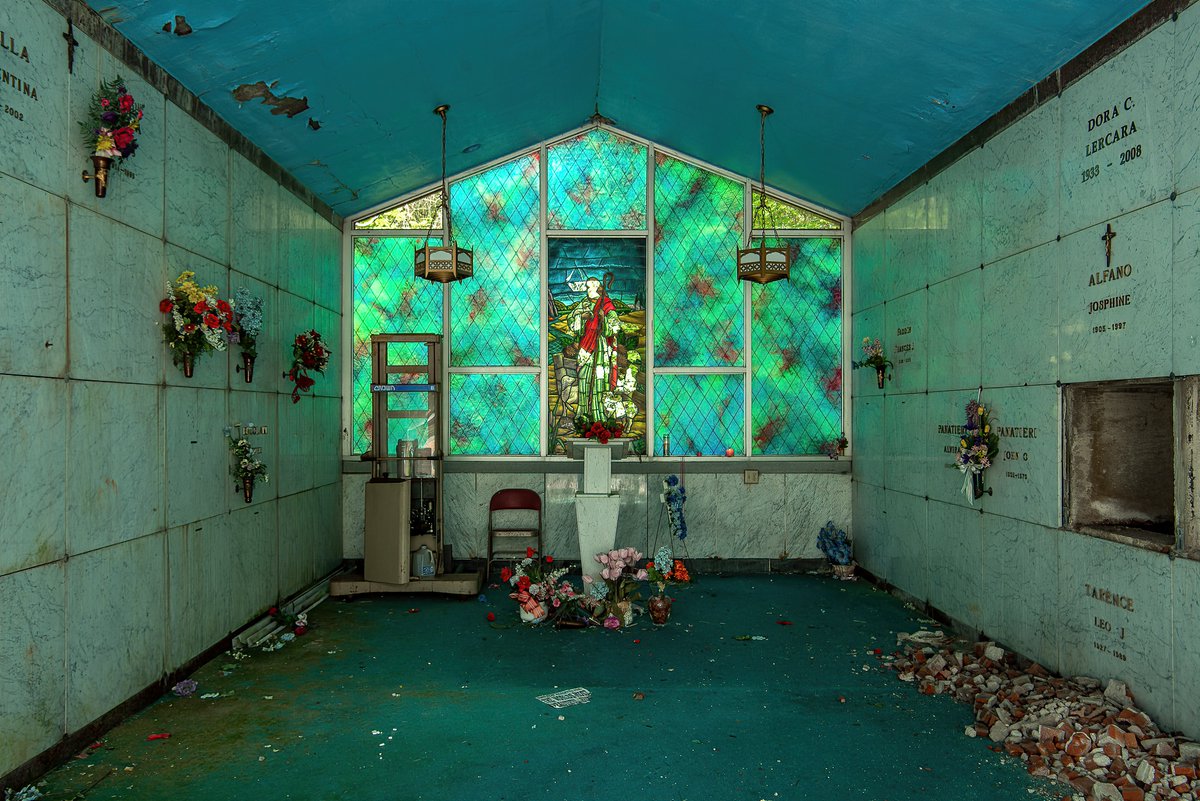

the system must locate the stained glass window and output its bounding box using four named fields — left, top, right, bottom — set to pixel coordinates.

left=448, top=153, right=541, bottom=367
left=751, top=238, right=843, bottom=455
left=353, top=193, right=443, bottom=230
left=654, top=374, right=745, bottom=457
left=351, top=236, right=443, bottom=454
left=547, top=238, right=647, bottom=454
left=547, top=129, right=648, bottom=230
left=751, top=191, right=841, bottom=230
left=653, top=156, right=746, bottom=367
left=449, top=373, right=540, bottom=455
